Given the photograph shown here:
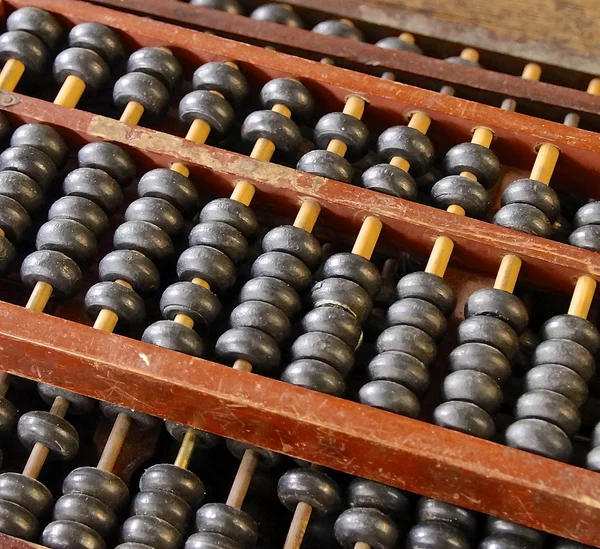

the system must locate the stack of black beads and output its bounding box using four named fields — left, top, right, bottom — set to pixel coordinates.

left=569, top=201, right=600, bottom=252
